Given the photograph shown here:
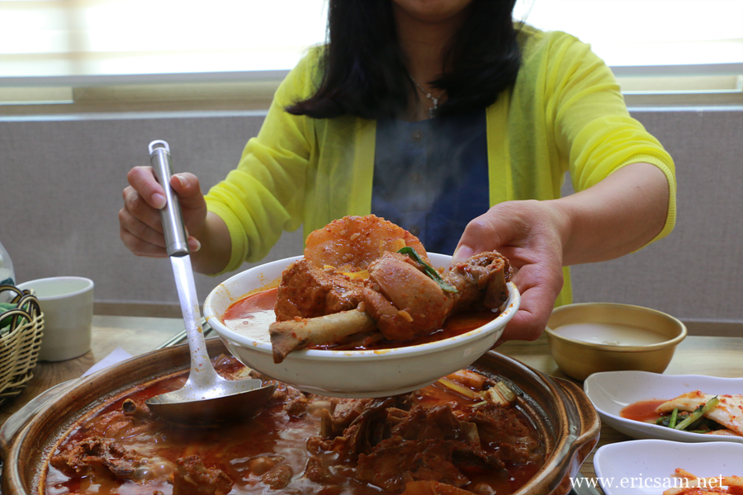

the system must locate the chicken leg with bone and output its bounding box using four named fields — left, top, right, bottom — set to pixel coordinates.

left=269, top=250, right=511, bottom=363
